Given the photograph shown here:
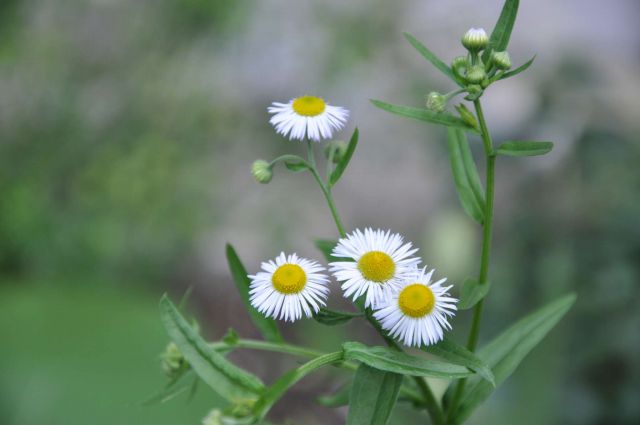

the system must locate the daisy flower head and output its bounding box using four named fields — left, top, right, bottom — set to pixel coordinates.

left=329, top=228, right=421, bottom=309
left=248, top=252, right=329, bottom=322
left=374, top=267, right=457, bottom=347
left=268, top=96, right=349, bottom=142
